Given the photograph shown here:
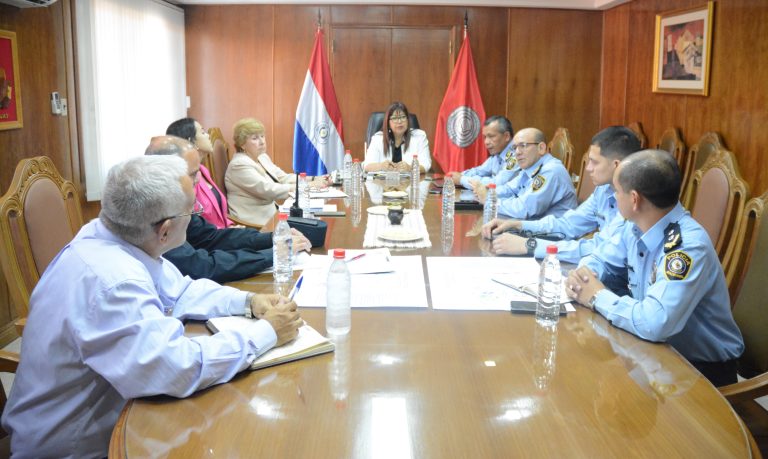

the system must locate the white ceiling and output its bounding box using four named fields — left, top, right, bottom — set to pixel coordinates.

left=168, top=0, right=629, bottom=11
